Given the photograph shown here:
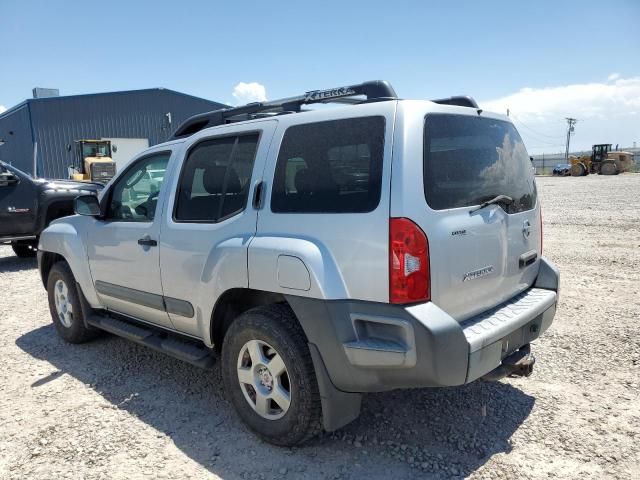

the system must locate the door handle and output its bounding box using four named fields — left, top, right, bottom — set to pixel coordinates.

left=138, top=235, right=157, bottom=247
left=519, top=250, right=537, bottom=268
left=252, top=181, right=265, bottom=209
